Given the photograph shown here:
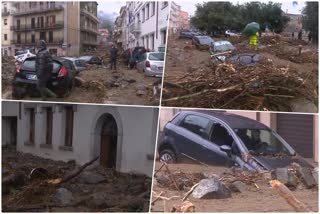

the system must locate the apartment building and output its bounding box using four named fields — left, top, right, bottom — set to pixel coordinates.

left=1, top=2, right=13, bottom=56
left=9, top=1, right=98, bottom=56
left=80, top=1, right=99, bottom=52
left=169, top=1, right=181, bottom=34
left=113, top=6, right=128, bottom=50
left=125, top=1, right=169, bottom=51
left=178, top=10, right=190, bottom=30
left=2, top=101, right=158, bottom=176
left=159, top=109, right=319, bottom=163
